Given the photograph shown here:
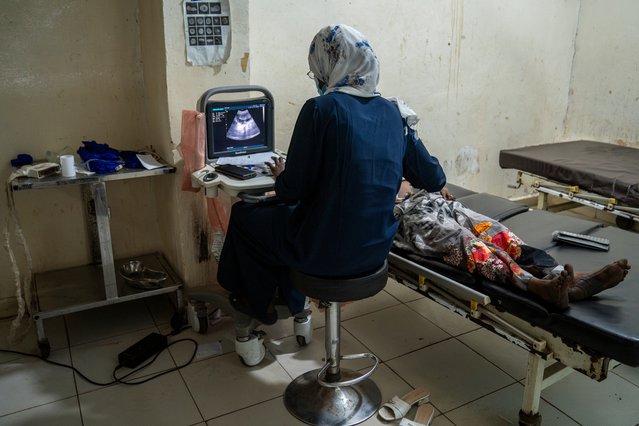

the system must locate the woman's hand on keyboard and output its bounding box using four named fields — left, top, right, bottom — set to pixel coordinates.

left=266, top=156, right=285, bottom=178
